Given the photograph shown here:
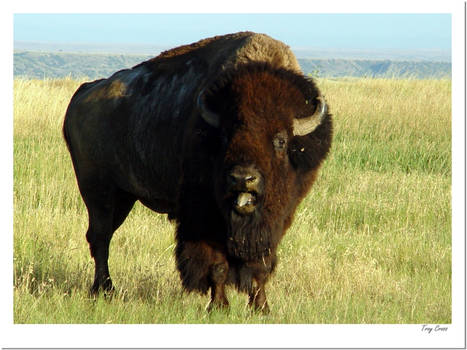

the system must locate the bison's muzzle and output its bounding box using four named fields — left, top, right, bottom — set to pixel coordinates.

left=226, top=165, right=263, bottom=215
